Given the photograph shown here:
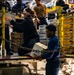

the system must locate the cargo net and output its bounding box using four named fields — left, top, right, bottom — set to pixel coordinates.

left=58, top=13, right=74, bottom=54
left=61, top=47, right=74, bottom=54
